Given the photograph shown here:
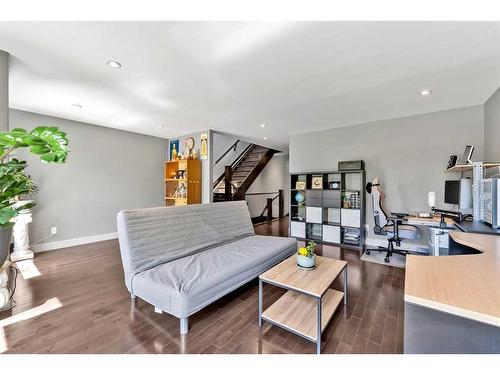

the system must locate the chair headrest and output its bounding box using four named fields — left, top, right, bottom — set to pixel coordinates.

left=366, top=178, right=381, bottom=194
